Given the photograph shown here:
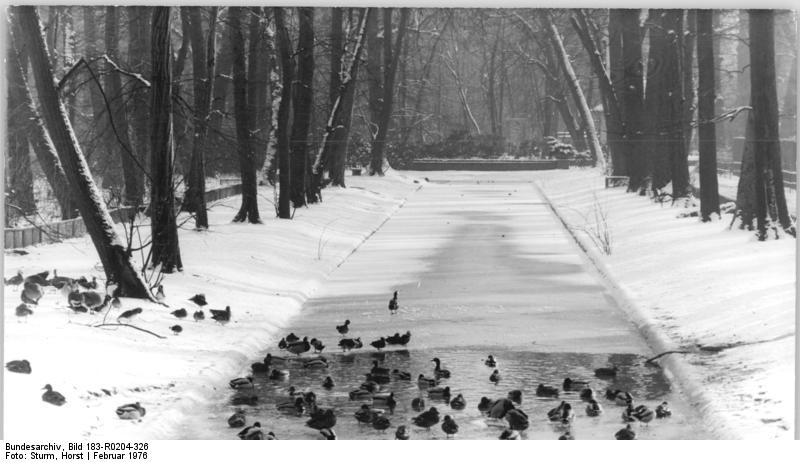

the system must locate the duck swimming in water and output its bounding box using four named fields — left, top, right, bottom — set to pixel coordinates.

left=372, top=392, right=396, bottom=410
left=499, top=429, right=520, bottom=440
left=614, top=391, right=634, bottom=406
left=303, top=357, right=329, bottom=369
left=355, top=404, right=377, bottom=424
left=595, top=365, right=619, bottom=379
left=276, top=397, right=305, bottom=416
left=507, top=390, right=522, bottom=405
left=269, top=369, right=290, bottom=380
left=286, top=337, right=311, bottom=356
left=489, top=369, right=501, bottom=385
left=586, top=399, right=603, bottom=417
left=412, top=407, right=440, bottom=430
left=306, top=409, right=337, bottom=430
left=563, top=377, right=591, bottom=392
left=349, top=388, right=373, bottom=400
left=391, top=369, right=411, bottom=381
left=427, top=386, right=451, bottom=401
left=417, top=374, right=438, bottom=388
left=489, top=399, right=515, bottom=419
left=322, top=376, right=335, bottom=389
left=441, top=415, right=459, bottom=438
left=251, top=362, right=268, bottom=374
left=372, top=415, right=391, bottom=432
left=506, top=408, right=530, bottom=431
left=371, top=360, right=390, bottom=375
left=536, top=384, right=560, bottom=398
left=450, top=394, right=466, bottom=410
left=548, top=401, right=568, bottom=422
left=229, top=377, right=254, bottom=390
left=579, top=388, right=595, bottom=402
left=228, top=410, right=246, bottom=428
left=478, top=397, right=495, bottom=414
left=411, top=397, right=426, bottom=411
left=485, top=355, right=497, bottom=367
left=431, top=358, right=451, bottom=379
